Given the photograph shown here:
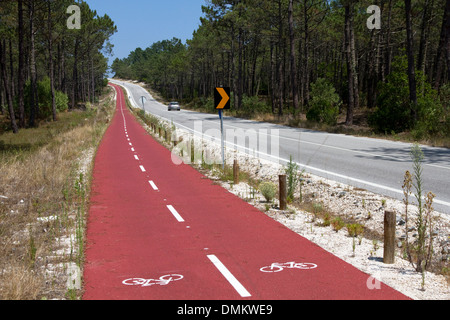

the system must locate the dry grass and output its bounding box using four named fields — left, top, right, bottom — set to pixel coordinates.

left=0, top=87, right=115, bottom=300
